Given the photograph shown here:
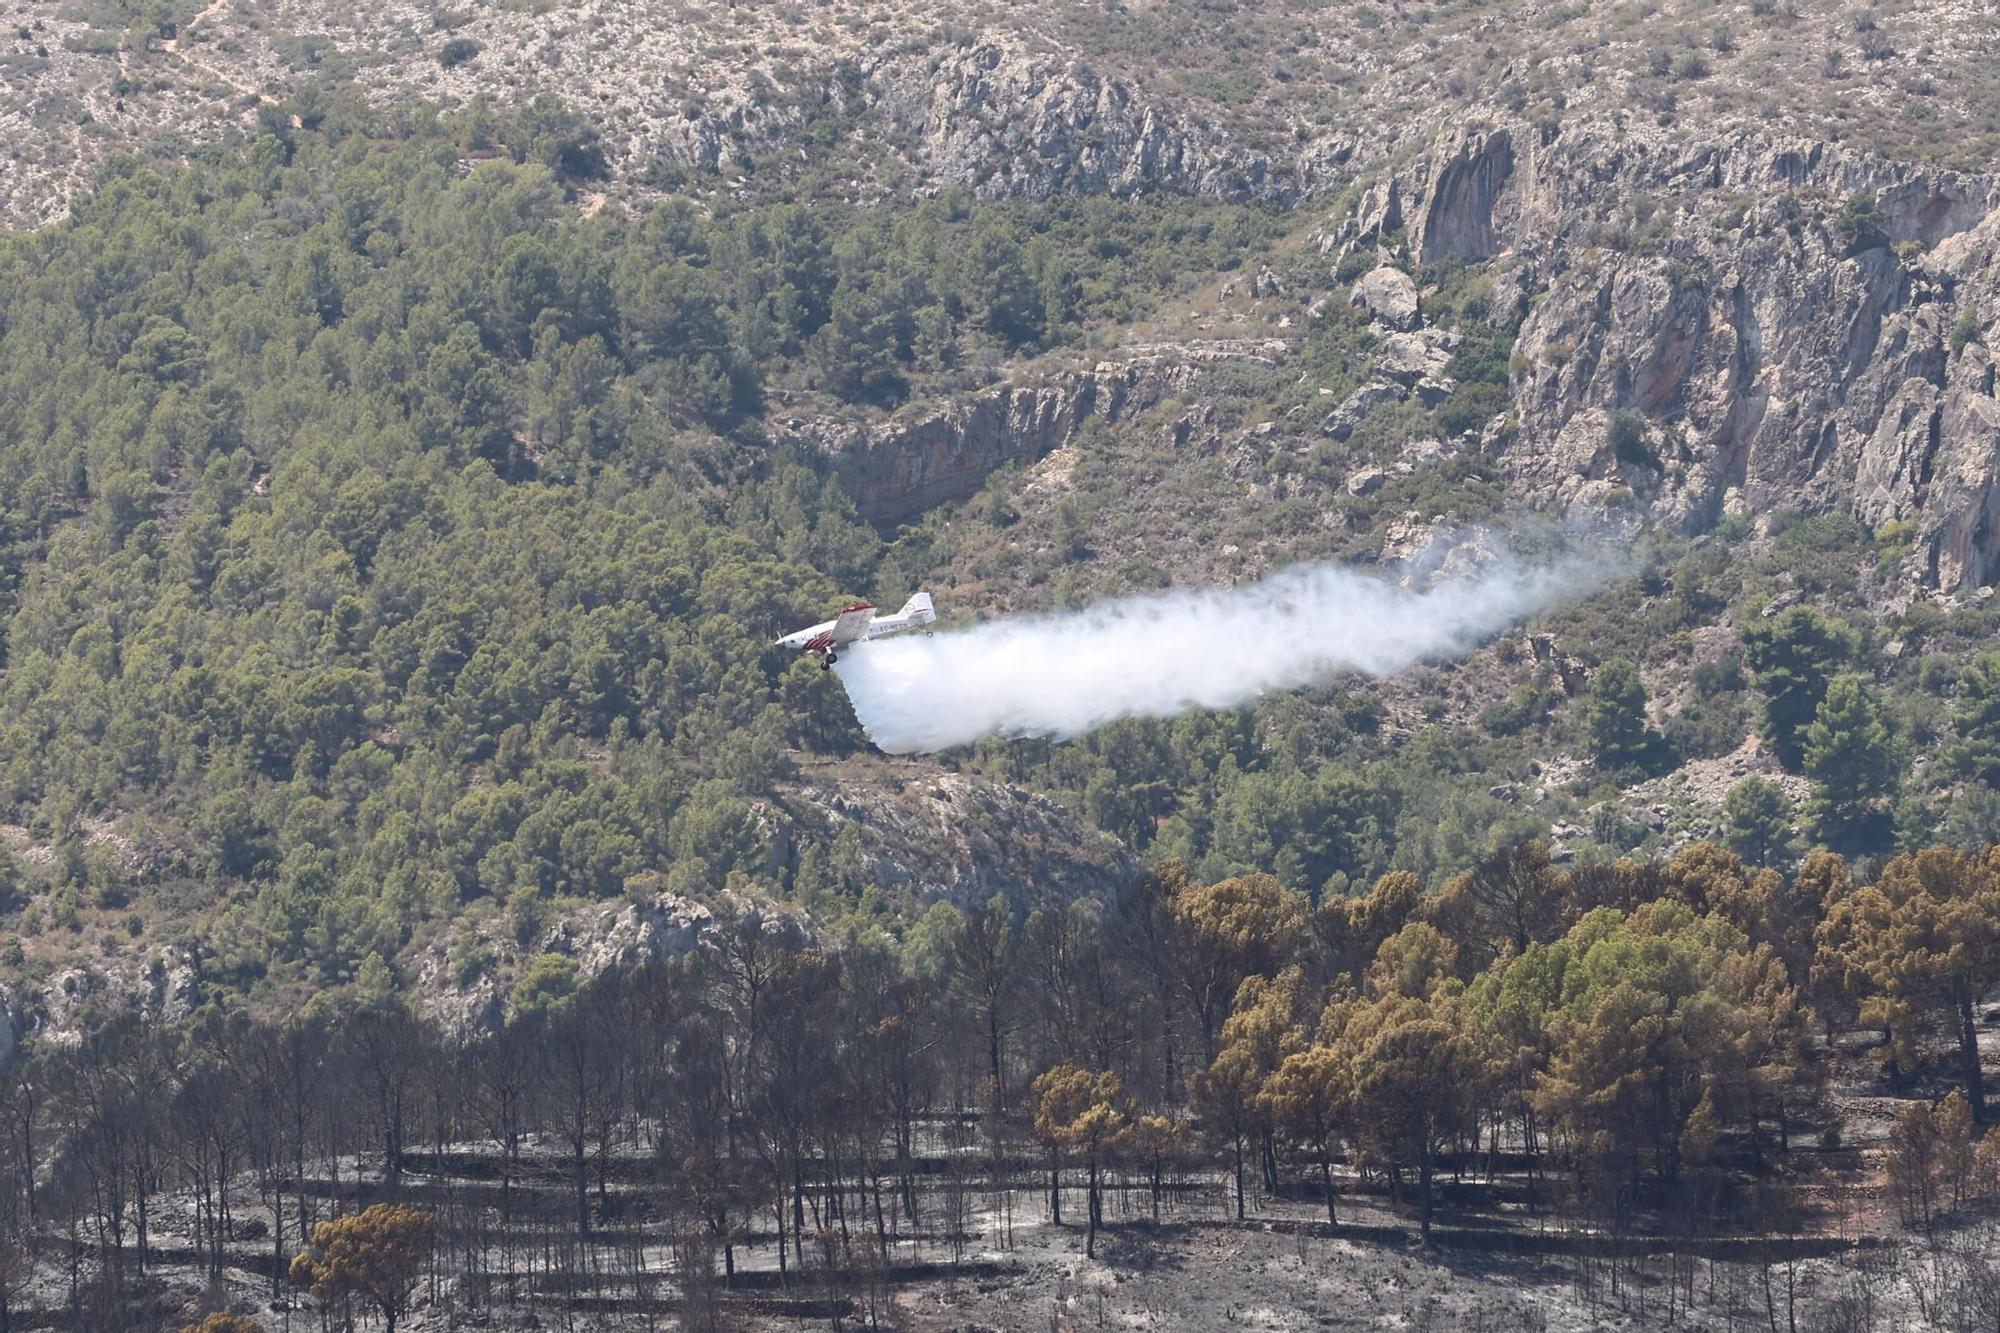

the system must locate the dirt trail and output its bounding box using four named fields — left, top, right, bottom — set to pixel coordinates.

left=162, top=0, right=271, bottom=105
